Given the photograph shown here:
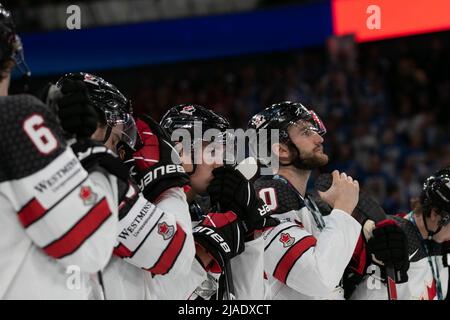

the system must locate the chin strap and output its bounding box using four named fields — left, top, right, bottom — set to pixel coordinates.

left=102, top=125, right=113, bottom=144
left=423, top=215, right=442, bottom=241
